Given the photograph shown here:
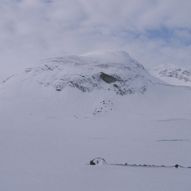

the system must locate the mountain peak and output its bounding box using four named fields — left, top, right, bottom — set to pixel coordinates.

left=2, top=51, right=160, bottom=95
